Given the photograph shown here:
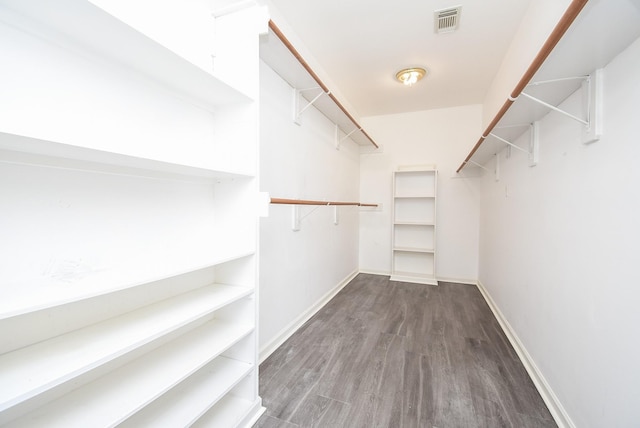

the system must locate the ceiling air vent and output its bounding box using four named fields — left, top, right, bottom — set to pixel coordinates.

left=434, top=6, right=461, bottom=34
